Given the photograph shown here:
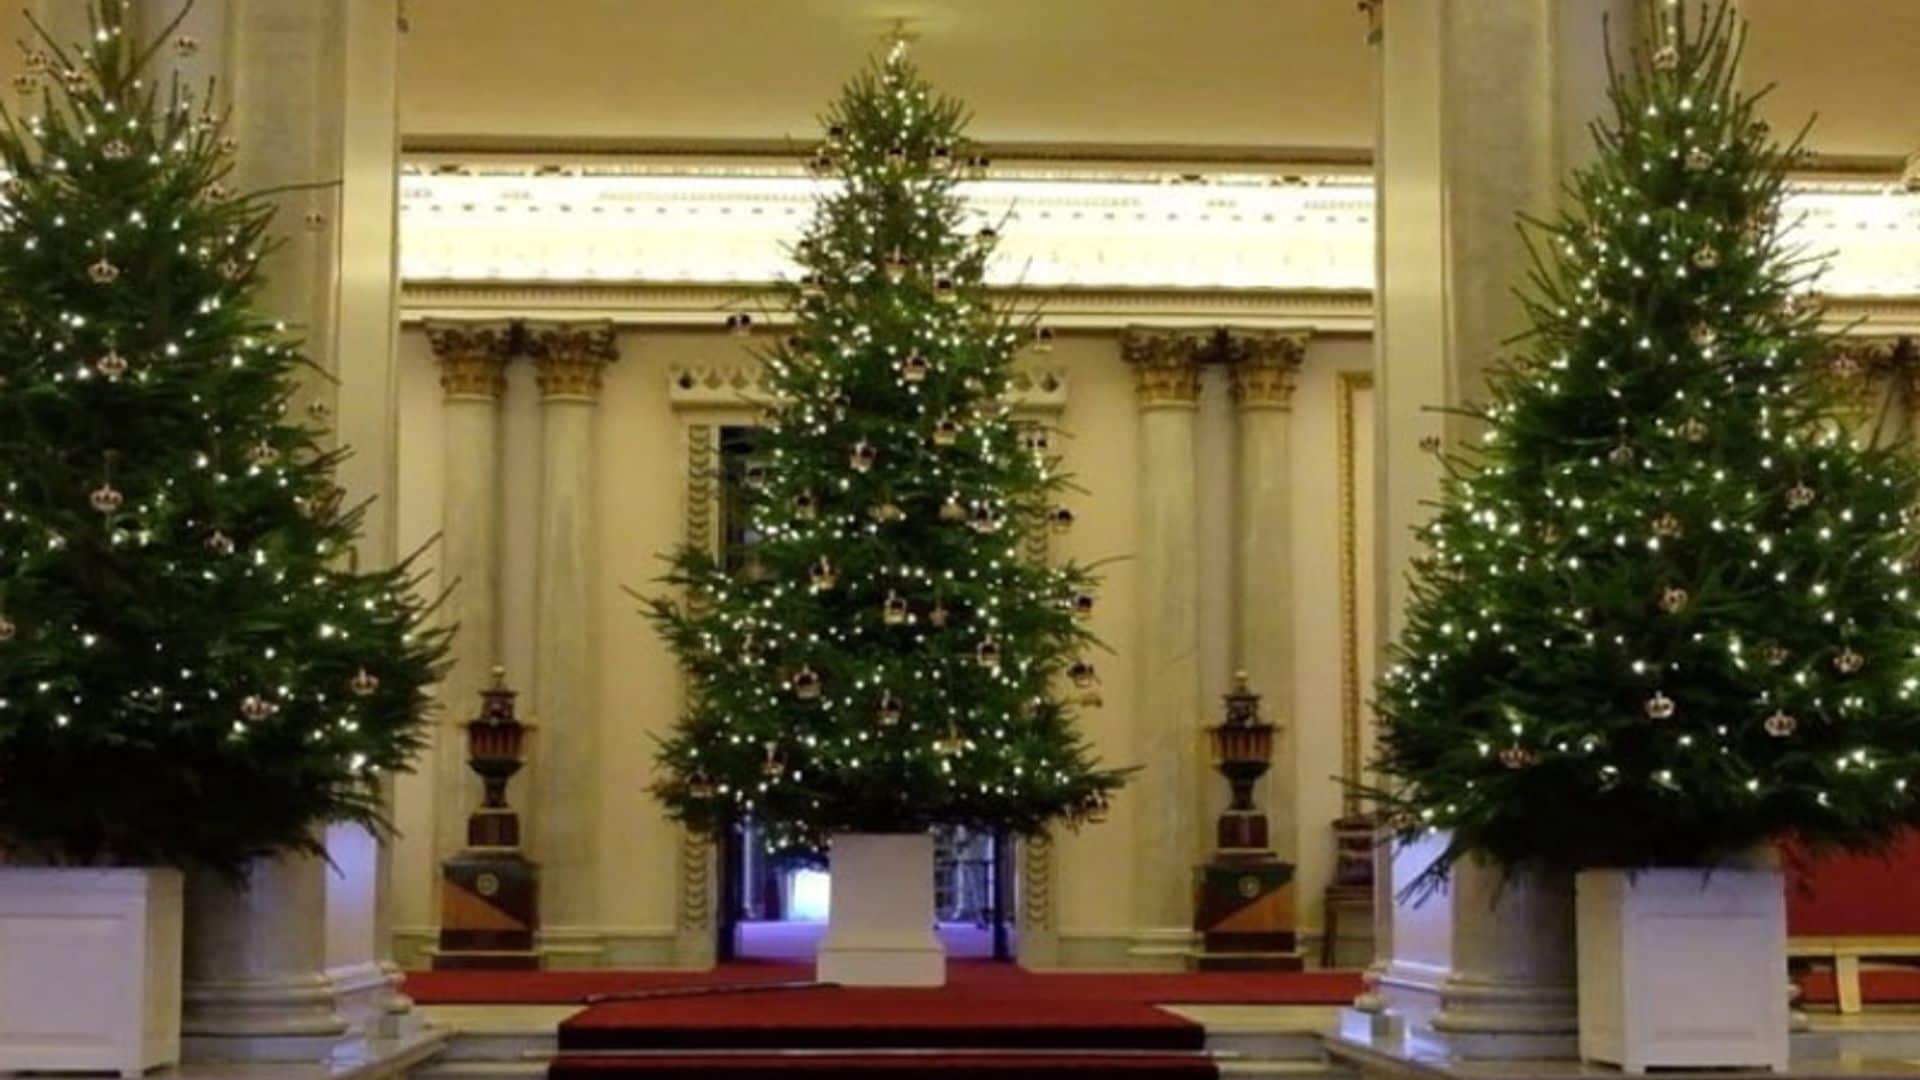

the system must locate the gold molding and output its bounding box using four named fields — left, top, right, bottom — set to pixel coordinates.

left=1120, top=326, right=1206, bottom=408
left=1021, top=832, right=1056, bottom=933
left=1337, top=370, right=1373, bottom=815
left=526, top=319, right=618, bottom=401
left=674, top=422, right=720, bottom=937
left=424, top=319, right=513, bottom=400
left=1227, top=328, right=1310, bottom=410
